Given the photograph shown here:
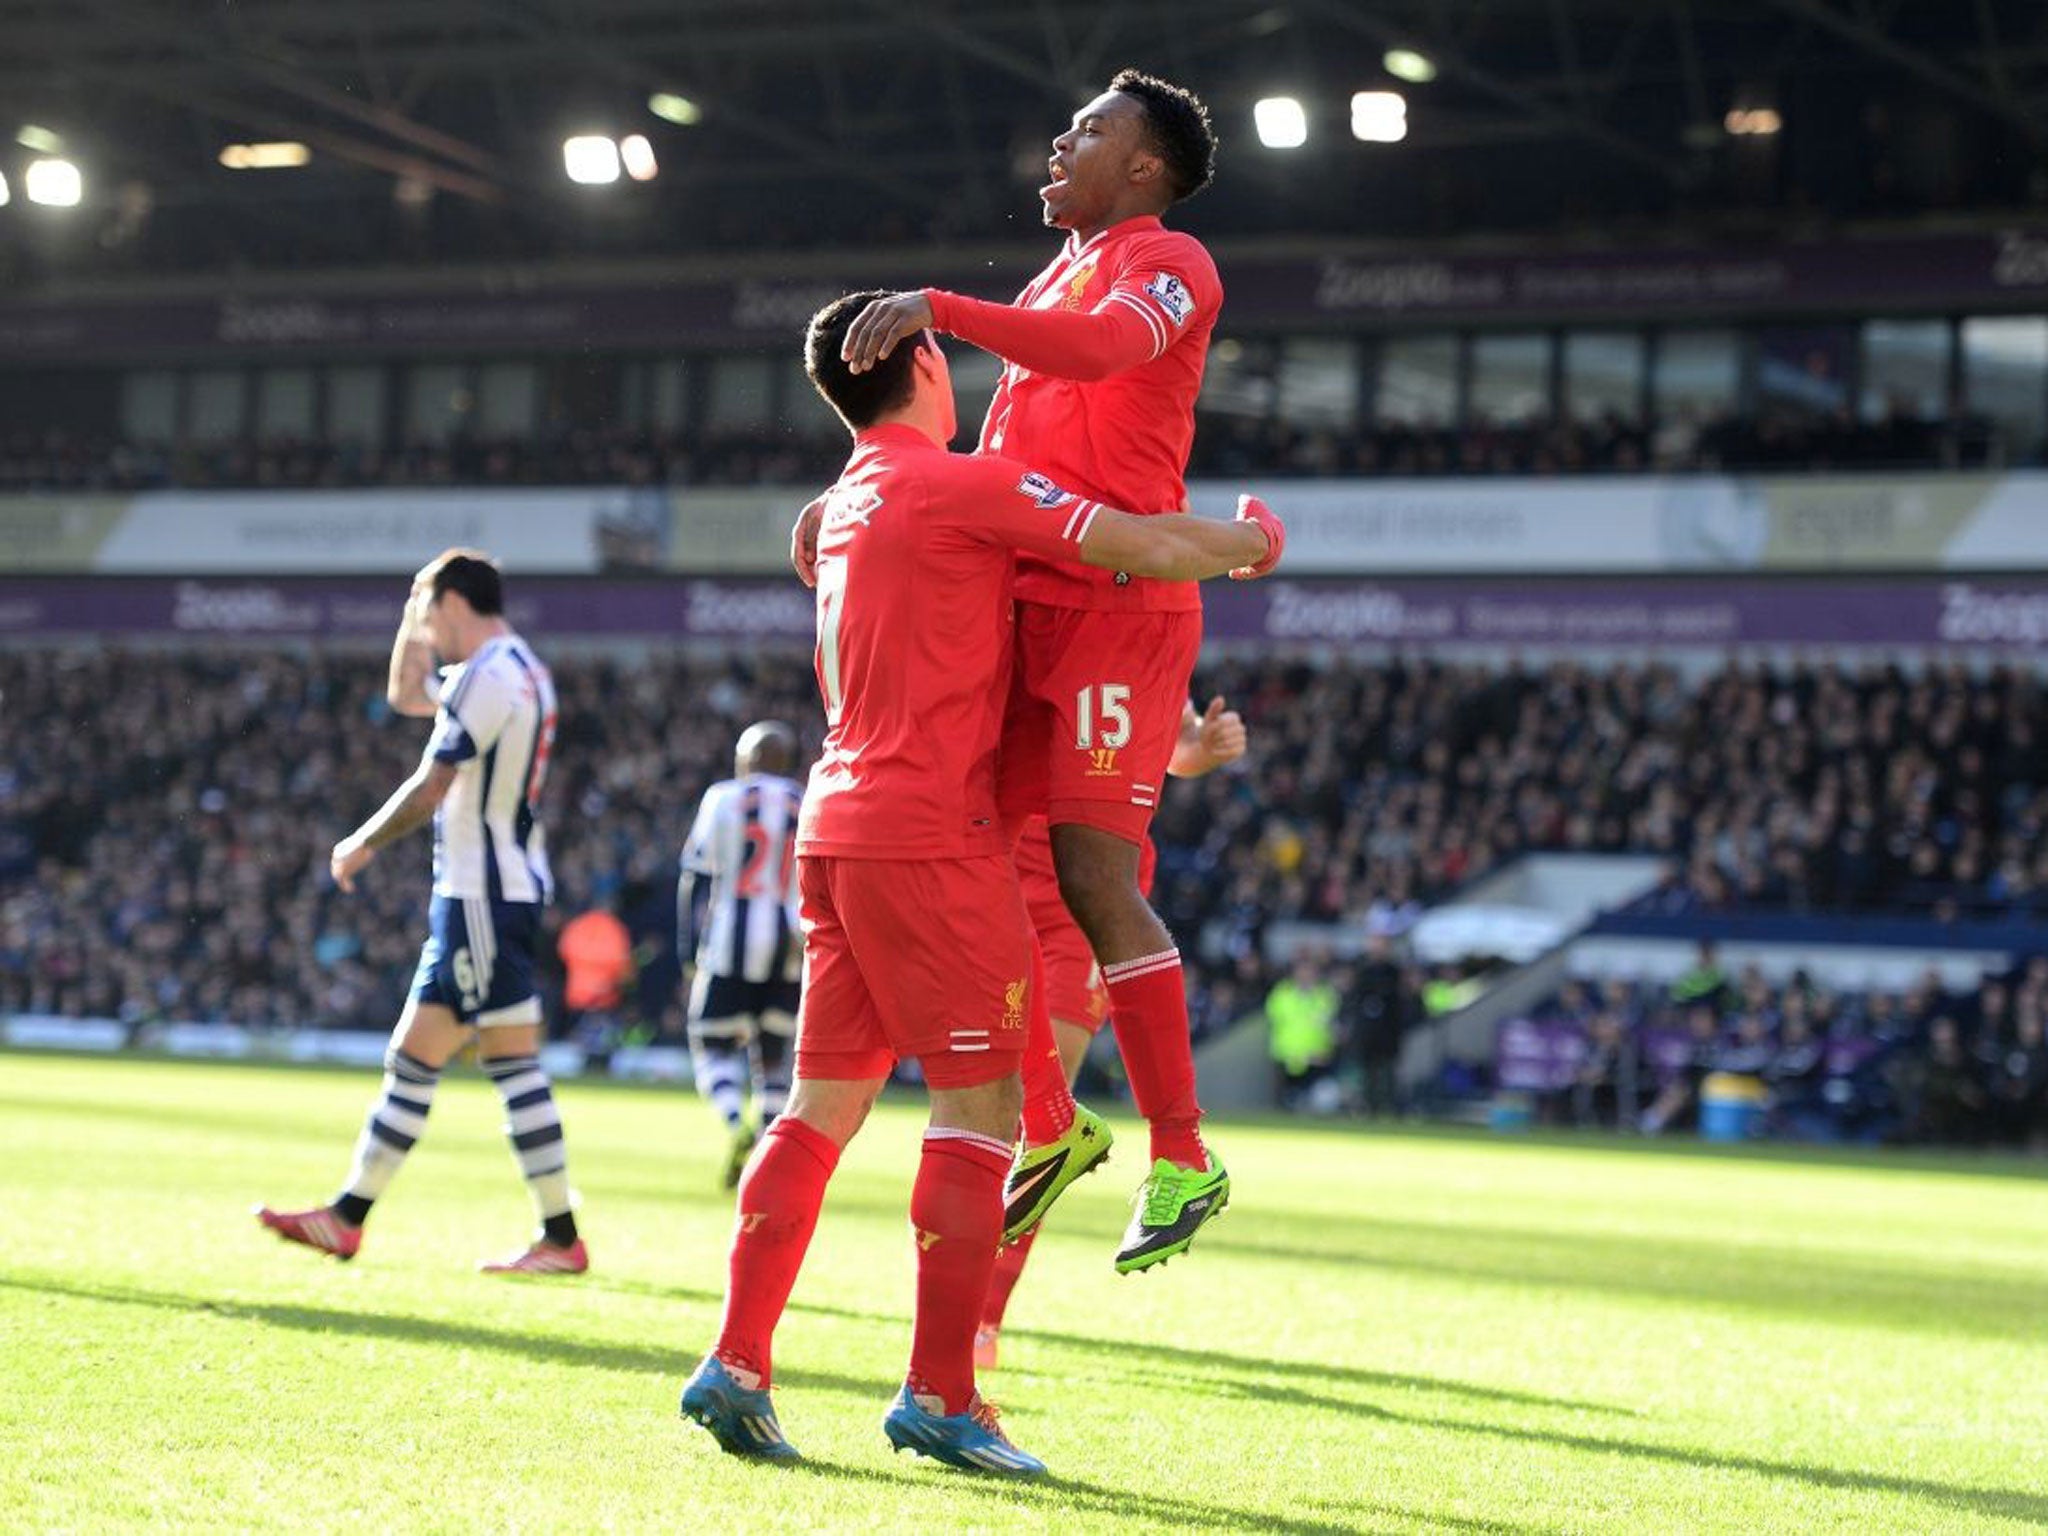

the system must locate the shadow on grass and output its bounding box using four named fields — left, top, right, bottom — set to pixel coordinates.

left=777, top=1452, right=1404, bottom=1536
left=9, top=1271, right=2045, bottom=1527
left=587, top=1275, right=1631, bottom=1418
left=0, top=1272, right=866, bottom=1403
left=1190, top=1212, right=2048, bottom=1345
